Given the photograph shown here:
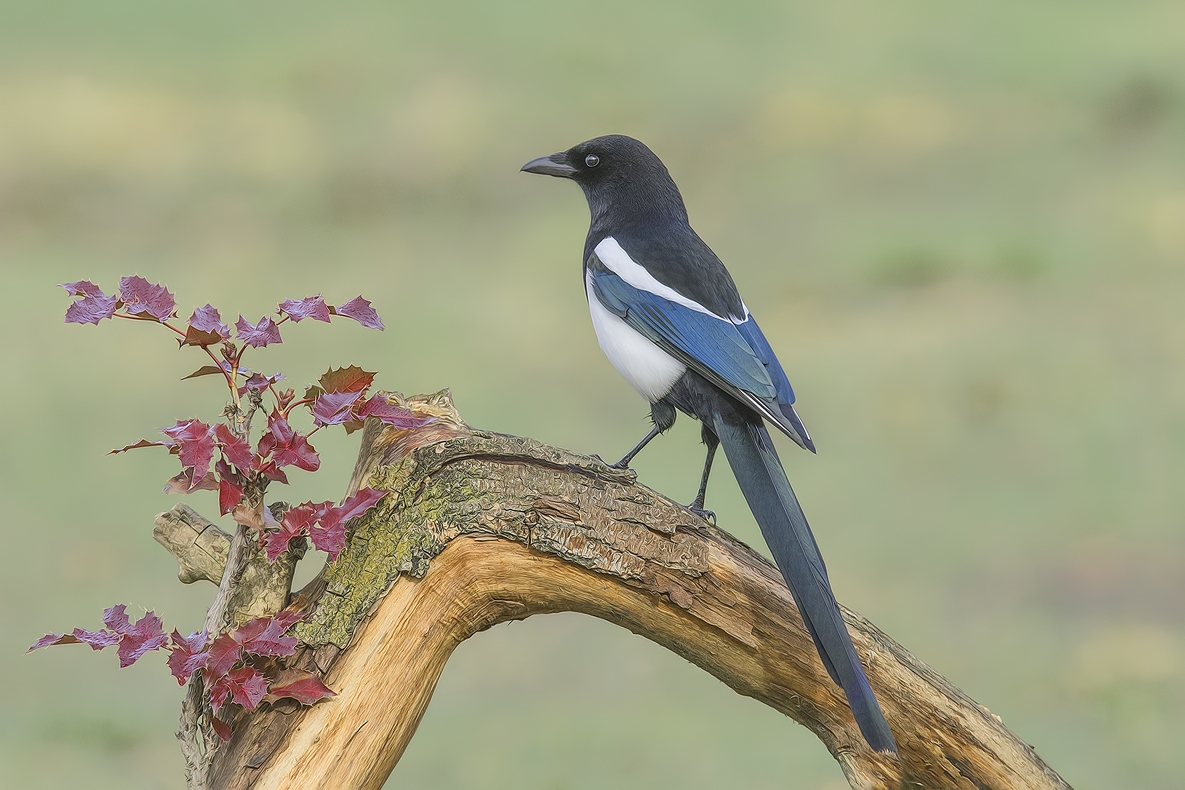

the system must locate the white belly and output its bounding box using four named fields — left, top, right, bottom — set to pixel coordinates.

left=586, top=274, right=686, bottom=402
